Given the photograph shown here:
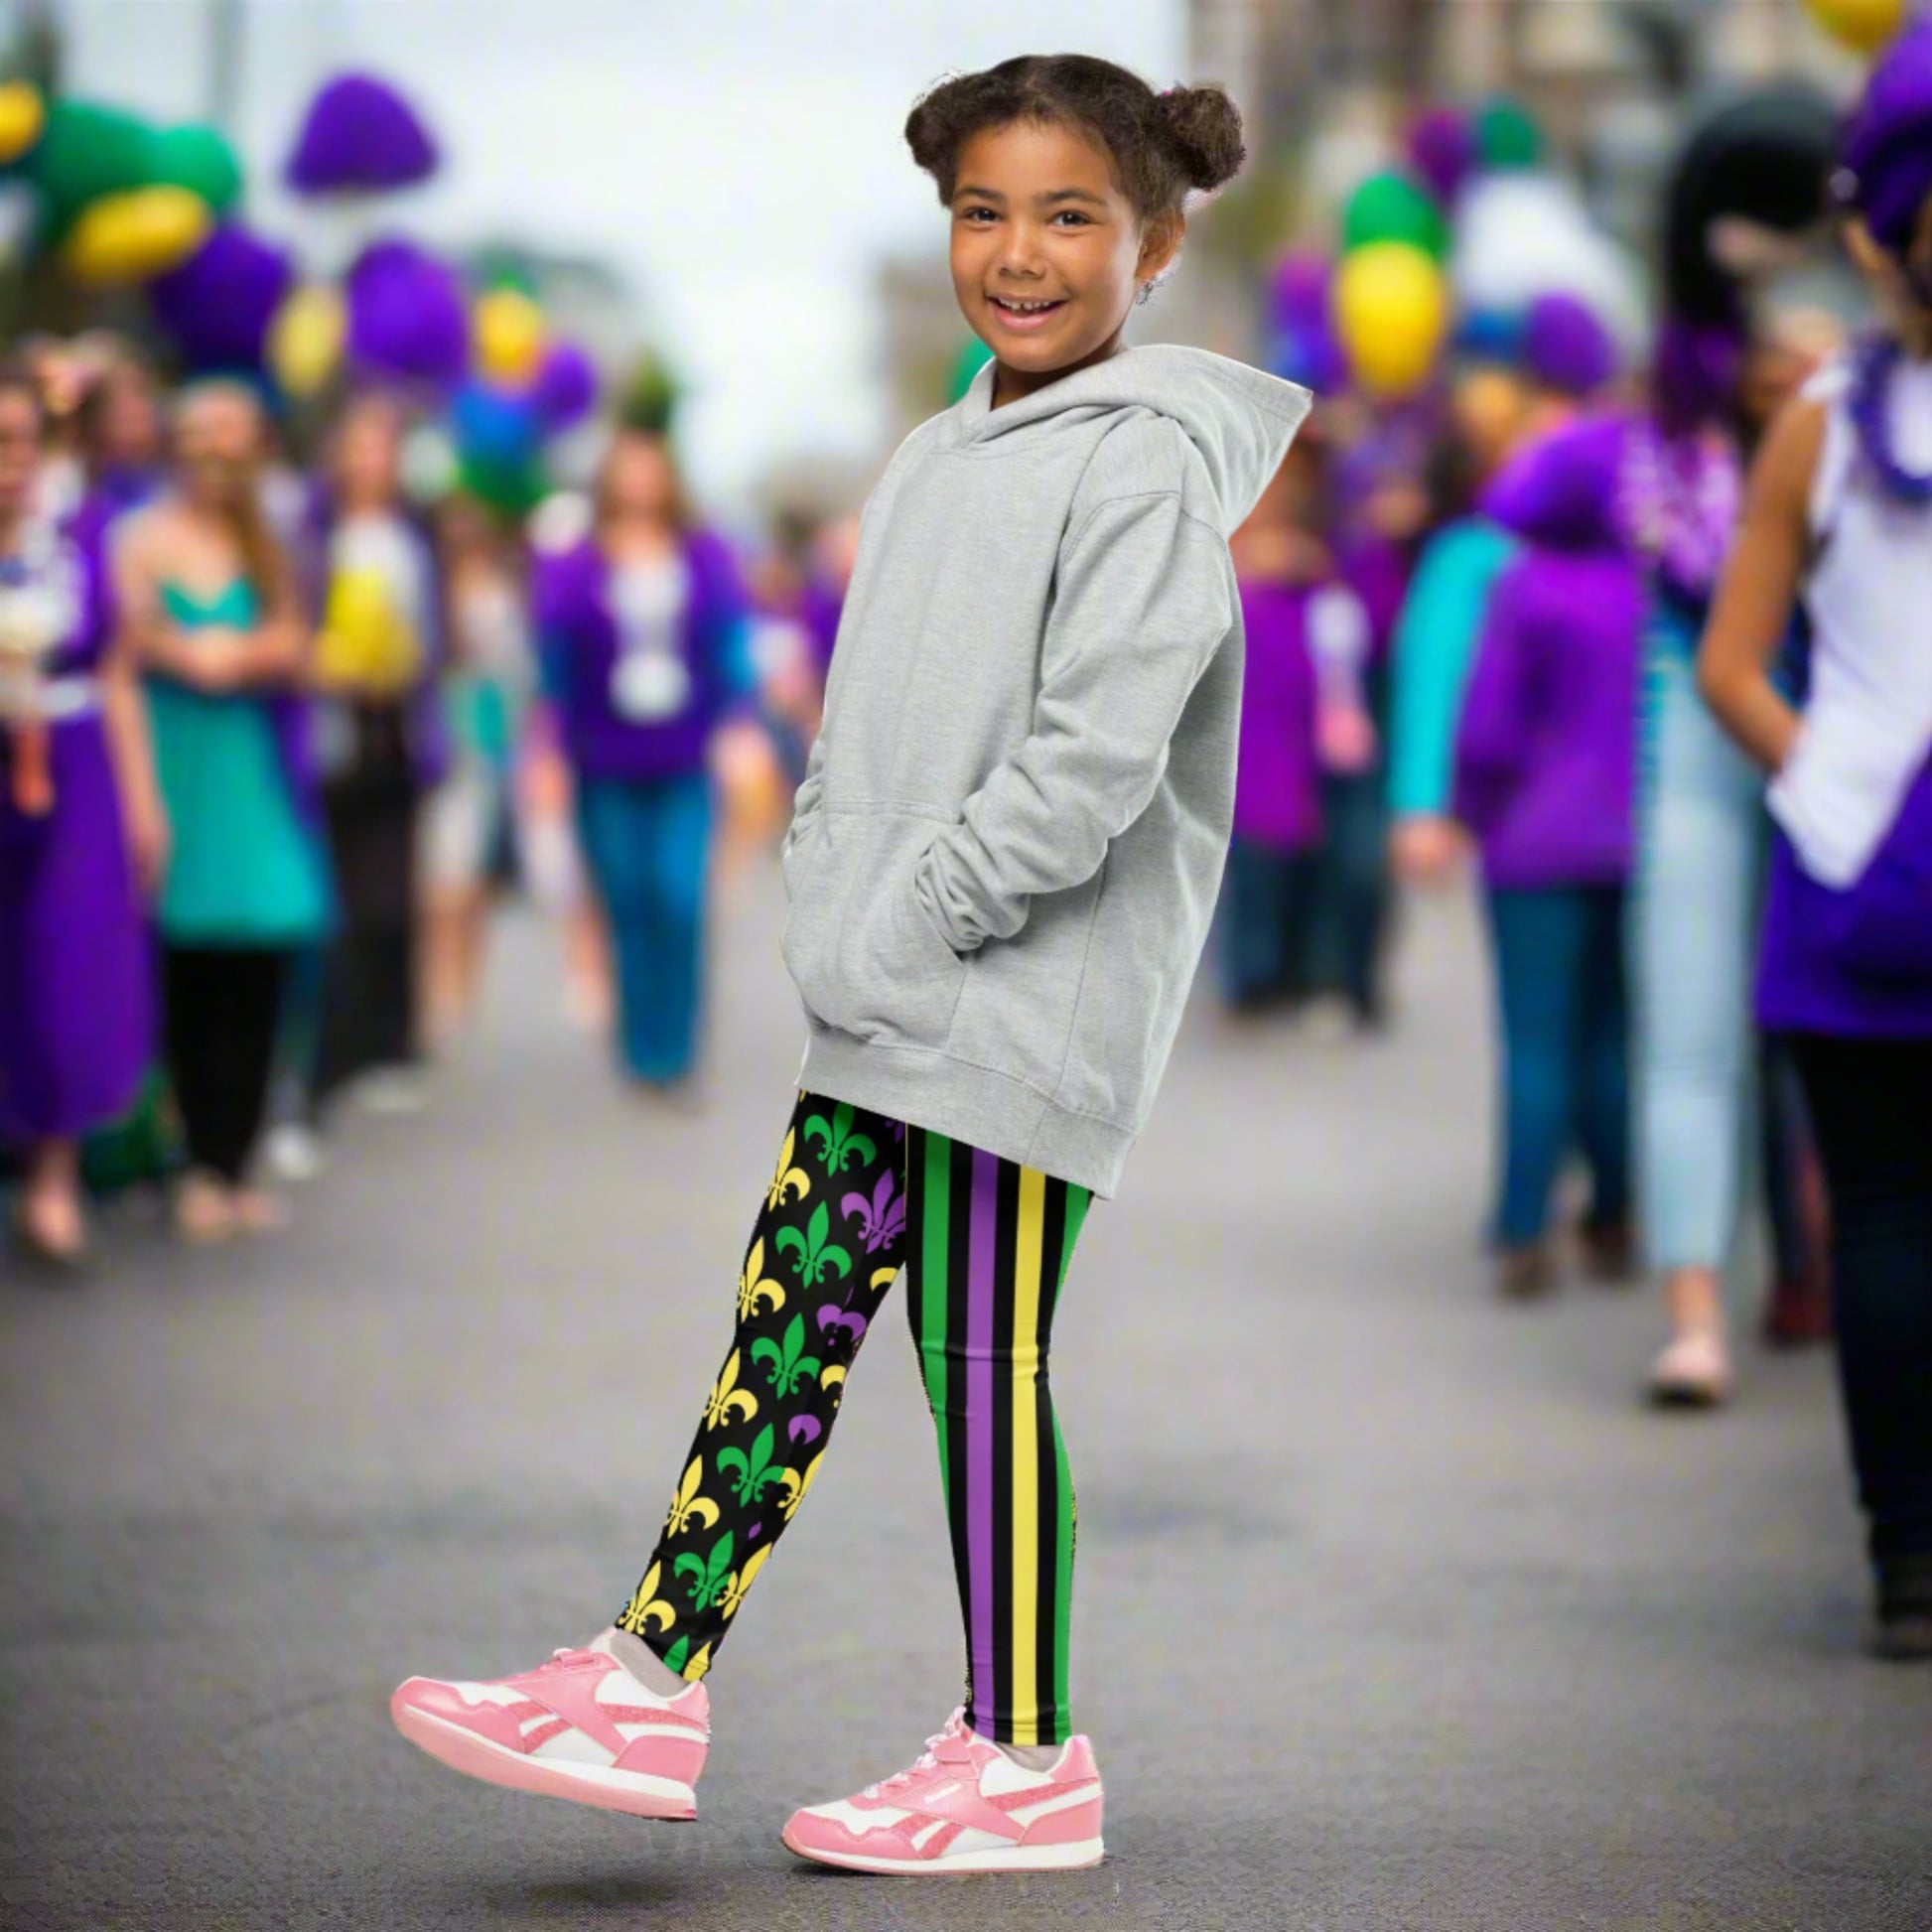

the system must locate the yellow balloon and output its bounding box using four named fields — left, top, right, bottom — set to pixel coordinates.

left=1803, top=0, right=1906, bottom=54
left=316, top=567, right=422, bottom=696
left=268, top=284, right=345, bottom=398
left=474, top=288, right=545, bottom=386
left=1332, top=241, right=1449, bottom=399
left=0, top=80, right=44, bottom=166
left=60, top=185, right=210, bottom=286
